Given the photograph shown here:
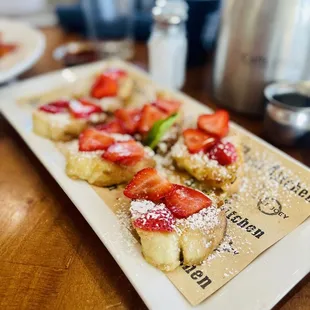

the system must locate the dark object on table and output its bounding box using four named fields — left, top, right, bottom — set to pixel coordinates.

left=53, top=42, right=100, bottom=67
left=264, top=83, right=310, bottom=147
left=56, top=3, right=86, bottom=34
left=186, top=0, right=221, bottom=66
left=56, top=1, right=152, bottom=41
